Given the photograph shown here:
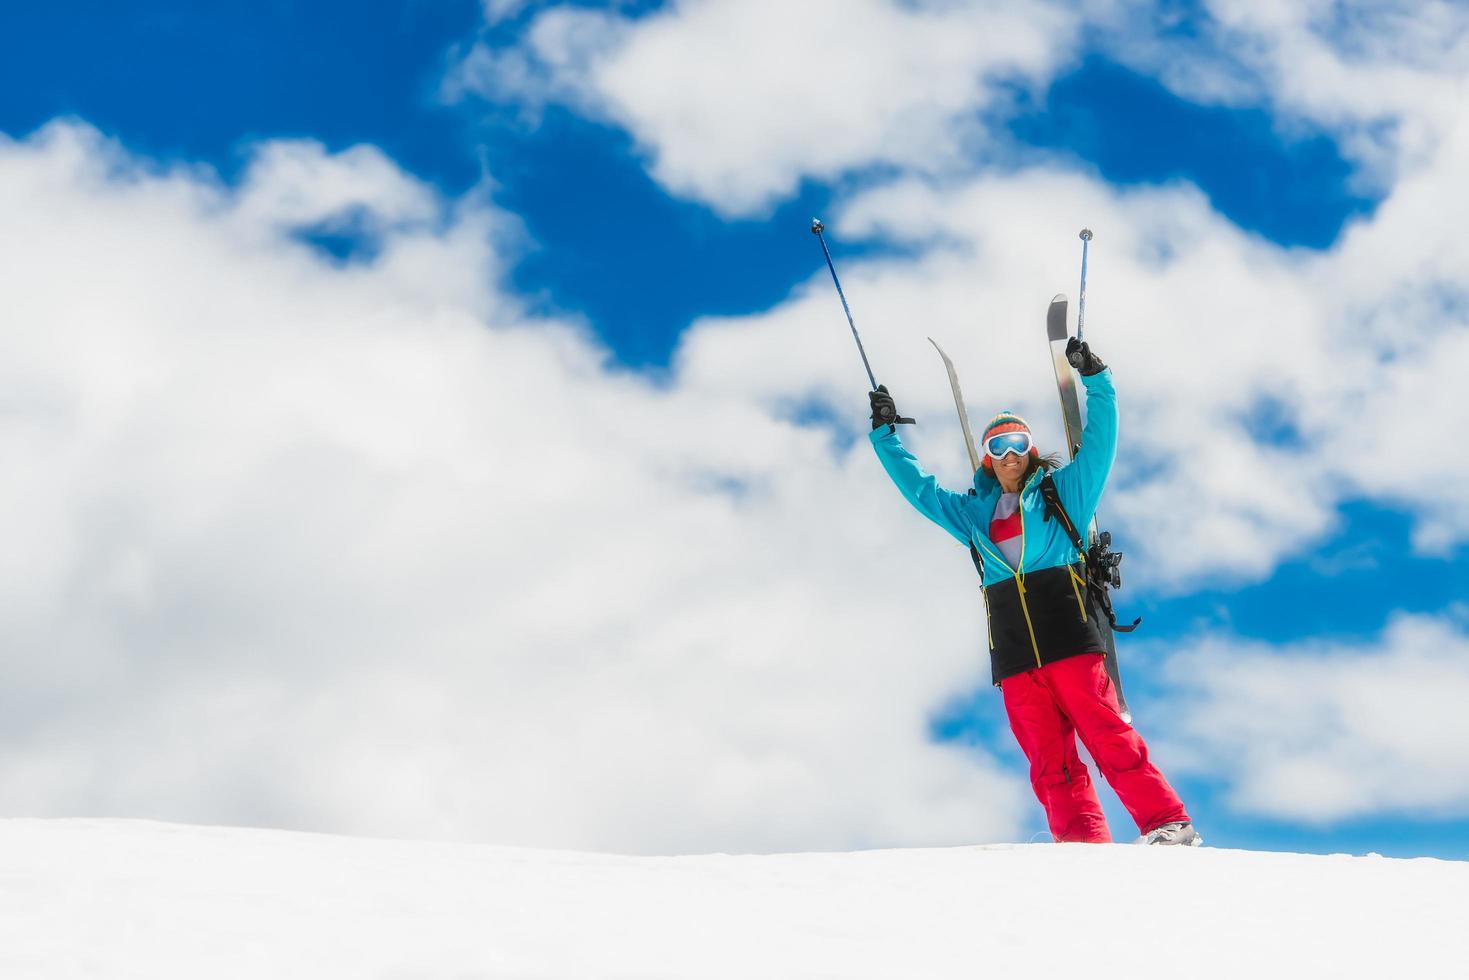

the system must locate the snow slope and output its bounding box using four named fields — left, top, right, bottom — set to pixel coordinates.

left=0, top=820, right=1463, bottom=979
